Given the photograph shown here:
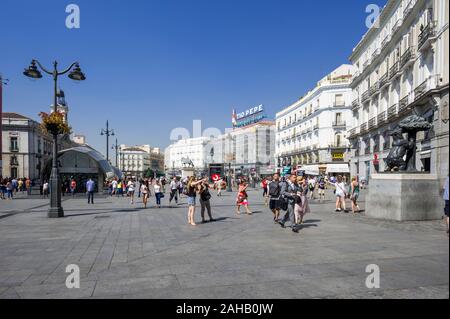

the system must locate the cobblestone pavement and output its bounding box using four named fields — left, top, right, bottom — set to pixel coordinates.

left=0, top=189, right=448, bottom=299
